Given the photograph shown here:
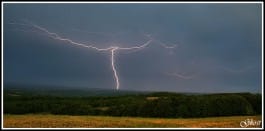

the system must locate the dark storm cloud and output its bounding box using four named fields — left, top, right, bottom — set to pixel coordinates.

left=3, top=3, right=262, bottom=93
